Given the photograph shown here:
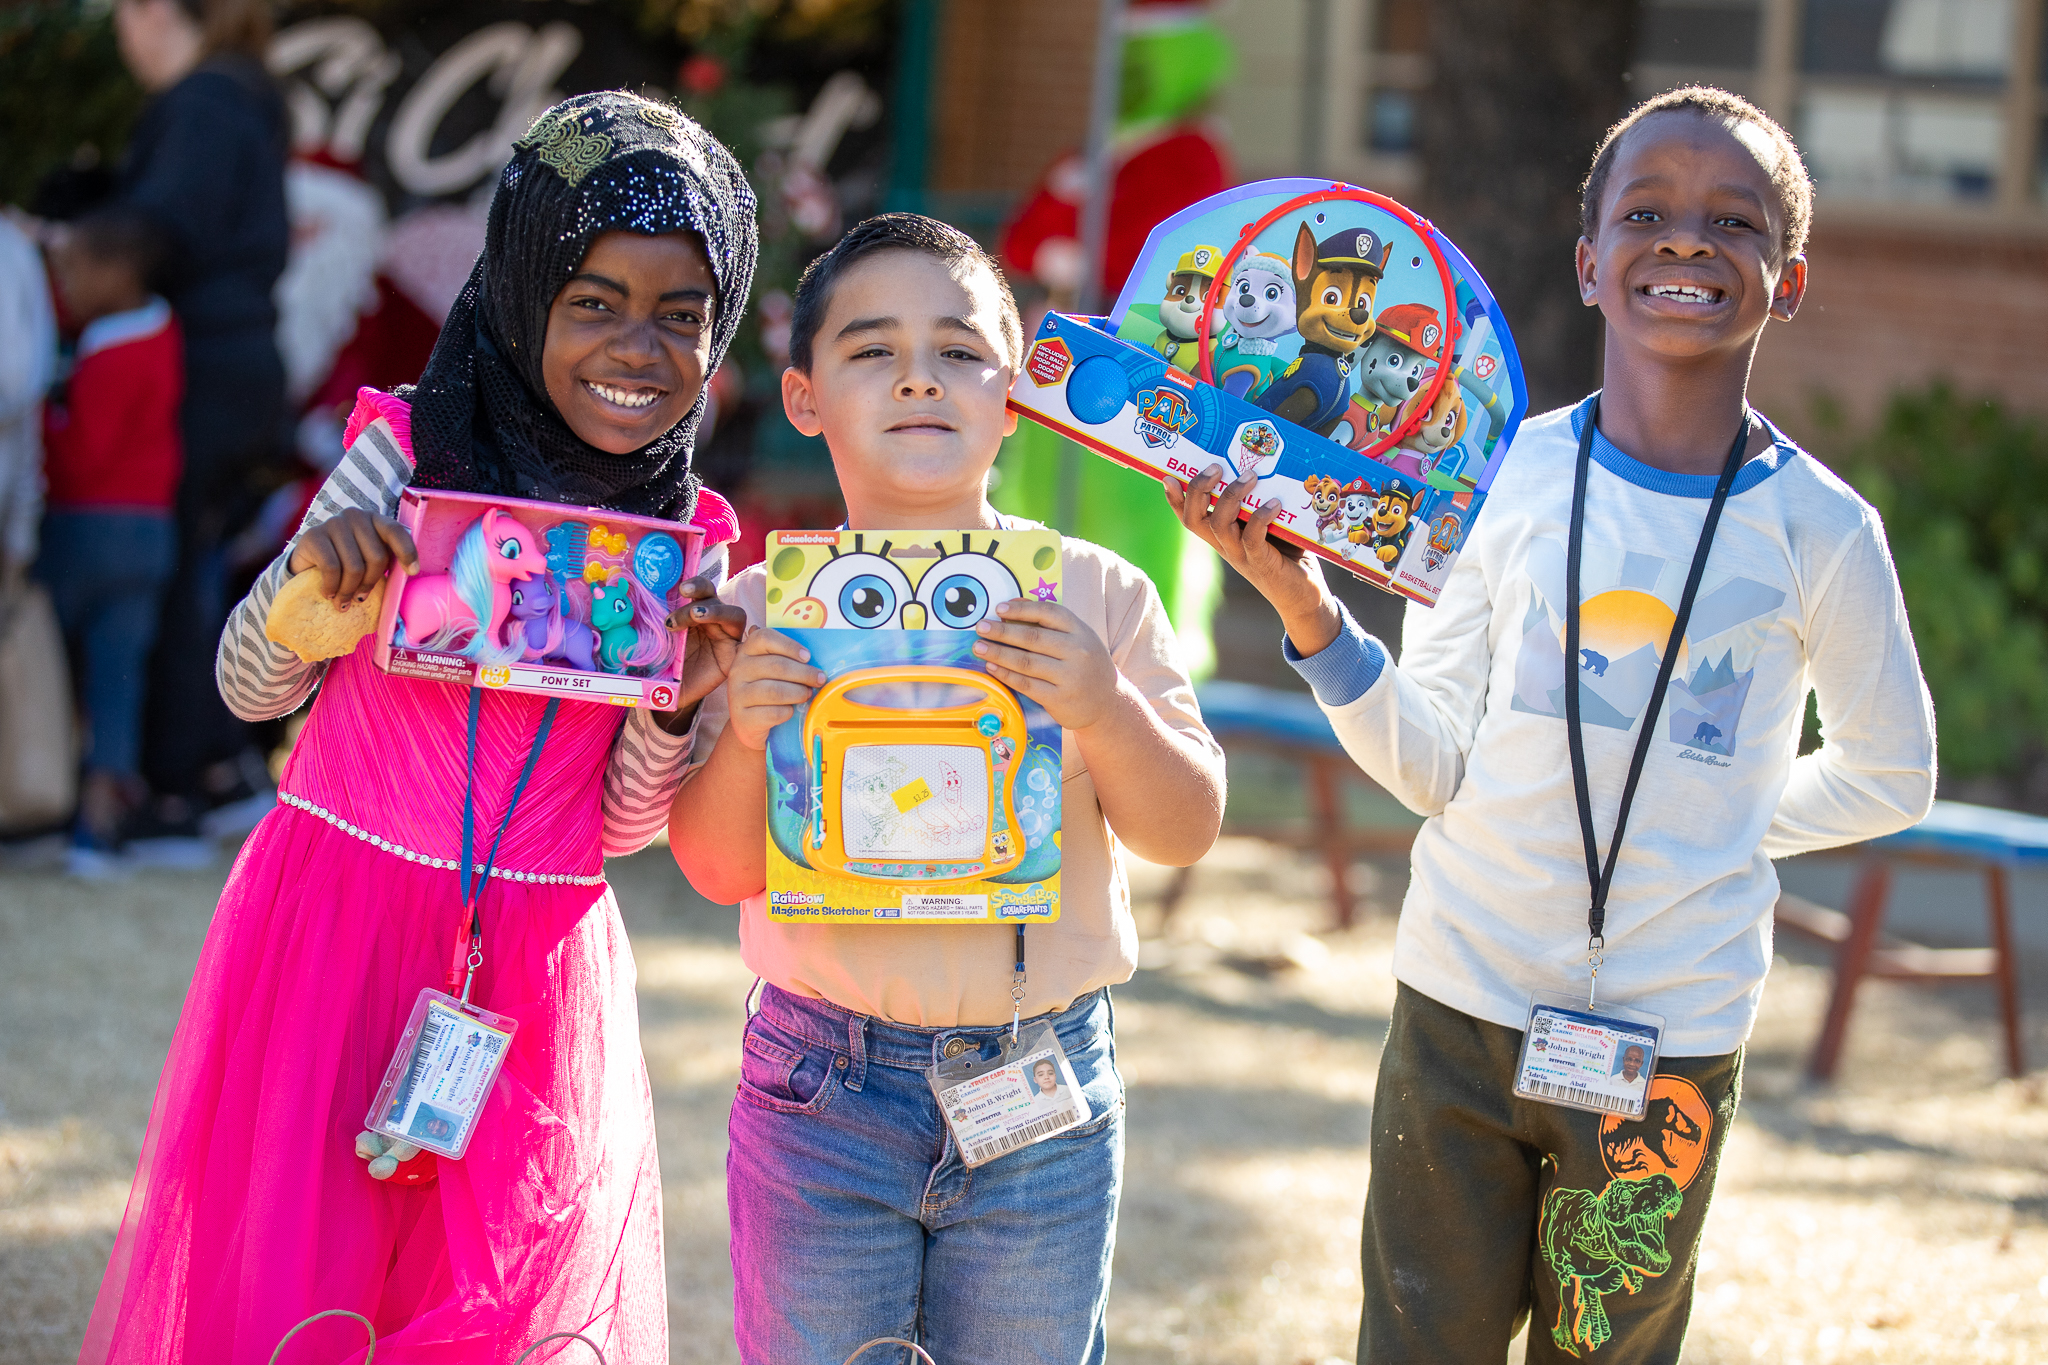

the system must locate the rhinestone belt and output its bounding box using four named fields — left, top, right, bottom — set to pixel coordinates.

left=277, top=790, right=605, bottom=887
